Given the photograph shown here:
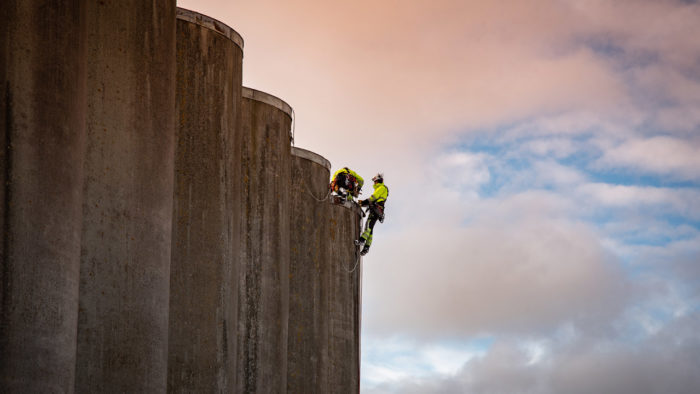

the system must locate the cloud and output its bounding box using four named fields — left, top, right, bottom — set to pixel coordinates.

left=594, top=137, right=700, bottom=180
left=520, top=138, right=579, bottom=159
left=430, top=151, right=492, bottom=194
left=364, top=193, right=633, bottom=339
left=577, top=183, right=700, bottom=220
left=180, top=0, right=637, bottom=160
left=364, top=314, right=700, bottom=394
